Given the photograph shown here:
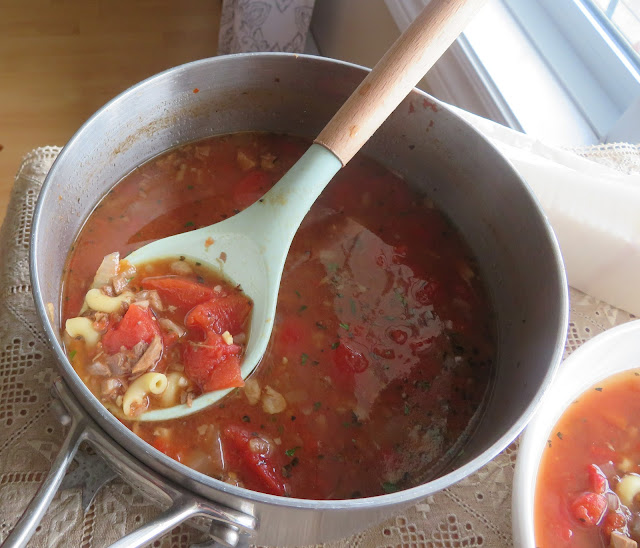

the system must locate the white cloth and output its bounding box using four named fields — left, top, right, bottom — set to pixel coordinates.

left=218, top=0, right=316, bottom=54
left=453, top=106, right=640, bottom=317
